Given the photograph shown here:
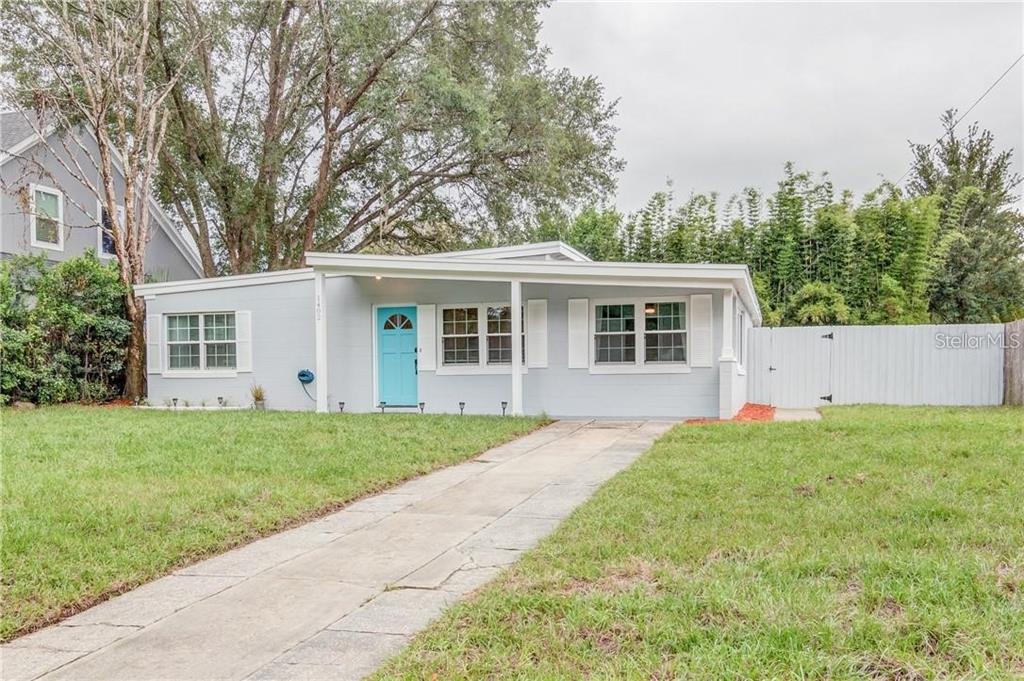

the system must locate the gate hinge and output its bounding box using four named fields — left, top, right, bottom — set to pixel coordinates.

left=821, top=332, right=834, bottom=340
left=820, top=394, right=833, bottom=402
